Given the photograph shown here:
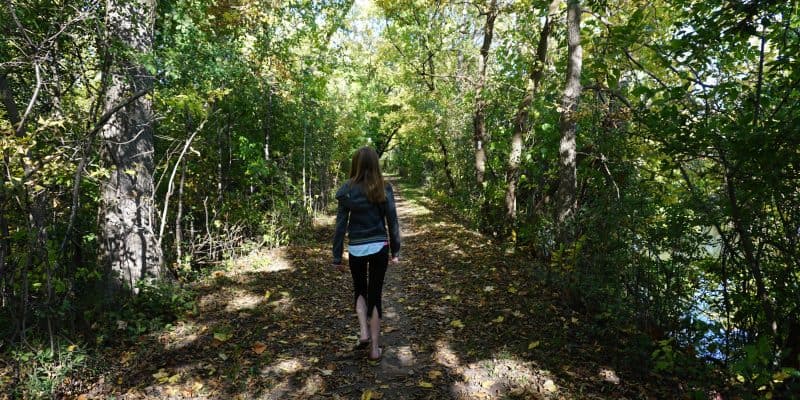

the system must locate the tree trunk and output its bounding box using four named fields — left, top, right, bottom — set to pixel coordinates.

left=555, top=0, right=583, bottom=233
left=505, top=0, right=559, bottom=222
left=99, top=0, right=163, bottom=292
left=175, top=159, right=186, bottom=267
left=473, top=0, right=498, bottom=187
left=437, top=135, right=457, bottom=193
left=0, top=74, right=19, bottom=297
